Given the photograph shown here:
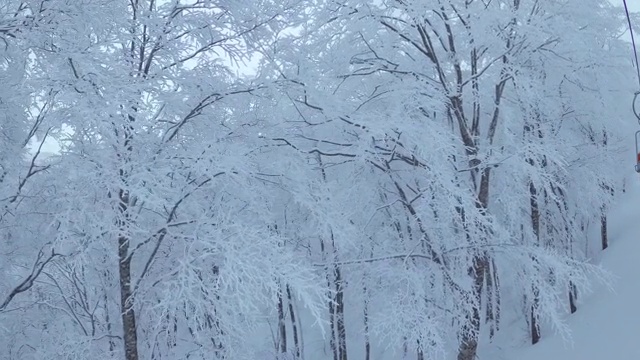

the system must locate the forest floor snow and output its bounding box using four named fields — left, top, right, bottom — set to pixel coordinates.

left=486, top=176, right=640, bottom=360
